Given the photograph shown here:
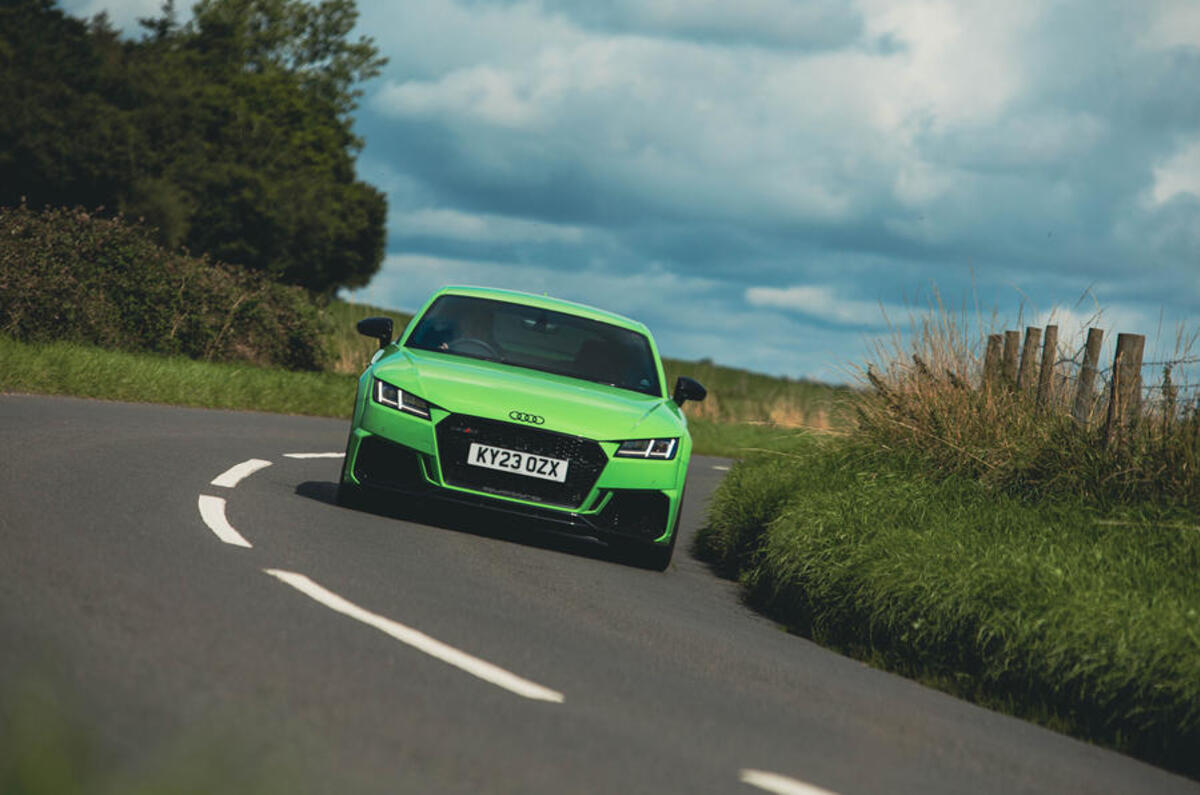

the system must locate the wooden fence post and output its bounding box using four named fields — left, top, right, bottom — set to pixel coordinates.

left=982, top=334, right=1003, bottom=390
left=1036, top=325, right=1058, bottom=409
left=1104, top=333, right=1146, bottom=445
left=1118, top=333, right=1146, bottom=419
left=1072, top=327, right=1104, bottom=424
left=1002, top=330, right=1020, bottom=388
left=1017, top=326, right=1042, bottom=391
